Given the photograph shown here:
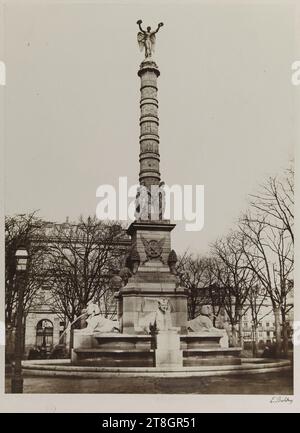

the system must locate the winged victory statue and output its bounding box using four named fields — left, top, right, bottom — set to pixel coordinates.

left=137, top=20, right=164, bottom=58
